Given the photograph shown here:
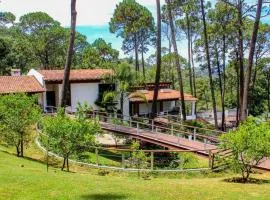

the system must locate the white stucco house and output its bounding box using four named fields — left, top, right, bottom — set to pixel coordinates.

left=0, top=69, right=197, bottom=120
left=123, top=83, right=198, bottom=120
left=27, top=68, right=113, bottom=112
